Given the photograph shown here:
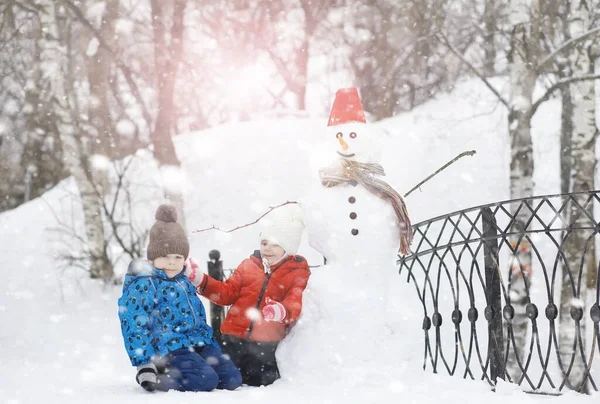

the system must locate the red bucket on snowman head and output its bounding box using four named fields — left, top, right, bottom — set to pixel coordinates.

left=328, top=87, right=367, bottom=127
